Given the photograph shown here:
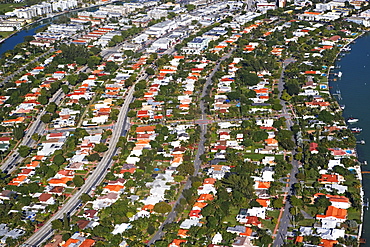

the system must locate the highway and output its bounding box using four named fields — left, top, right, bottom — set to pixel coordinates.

left=1, top=88, right=64, bottom=174
left=22, top=78, right=138, bottom=246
